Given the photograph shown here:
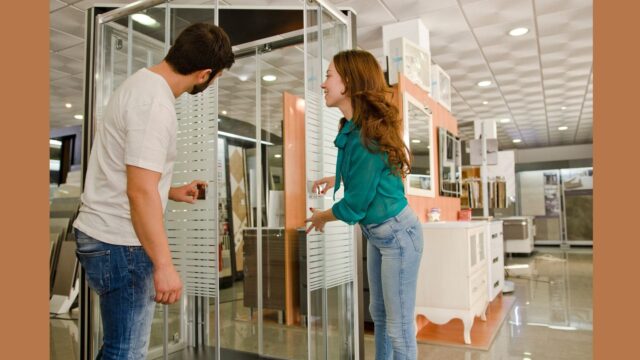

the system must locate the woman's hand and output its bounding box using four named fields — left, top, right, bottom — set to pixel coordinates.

left=169, top=180, right=207, bottom=204
left=312, top=176, right=336, bottom=195
left=306, top=207, right=328, bottom=234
